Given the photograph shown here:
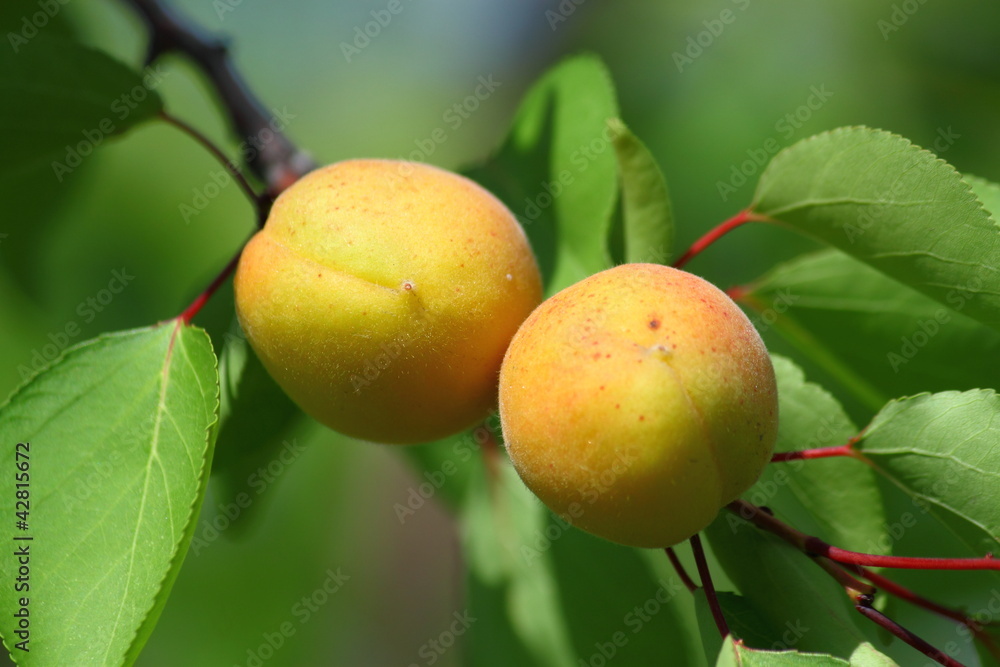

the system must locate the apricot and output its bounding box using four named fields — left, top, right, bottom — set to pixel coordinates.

left=235, top=159, right=542, bottom=444
left=498, top=263, right=778, bottom=547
